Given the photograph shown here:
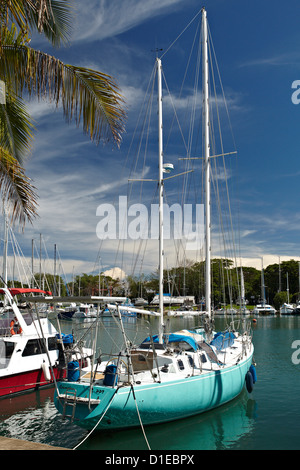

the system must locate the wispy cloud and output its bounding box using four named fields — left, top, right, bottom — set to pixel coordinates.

left=239, top=52, right=300, bottom=68
left=72, top=0, right=184, bottom=43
